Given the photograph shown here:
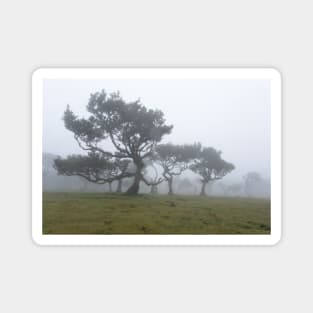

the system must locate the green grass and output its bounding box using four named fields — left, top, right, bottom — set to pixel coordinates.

left=42, top=192, right=270, bottom=235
